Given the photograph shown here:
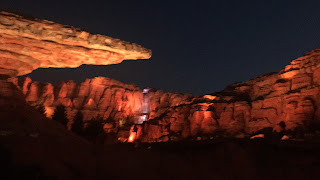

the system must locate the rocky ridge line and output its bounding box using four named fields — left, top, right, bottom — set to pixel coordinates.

left=140, top=49, right=320, bottom=142
left=15, top=49, right=320, bottom=142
